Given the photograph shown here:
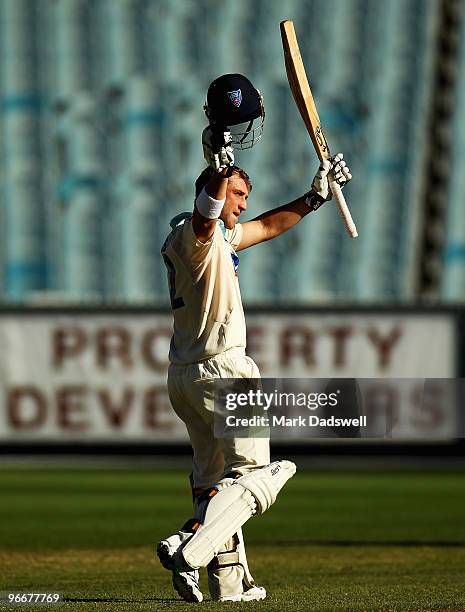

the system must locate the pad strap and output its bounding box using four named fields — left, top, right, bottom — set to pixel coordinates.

left=180, top=517, right=201, bottom=533
left=209, top=551, right=240, bottom=568
left=196, top=487, right=219, bottom=503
